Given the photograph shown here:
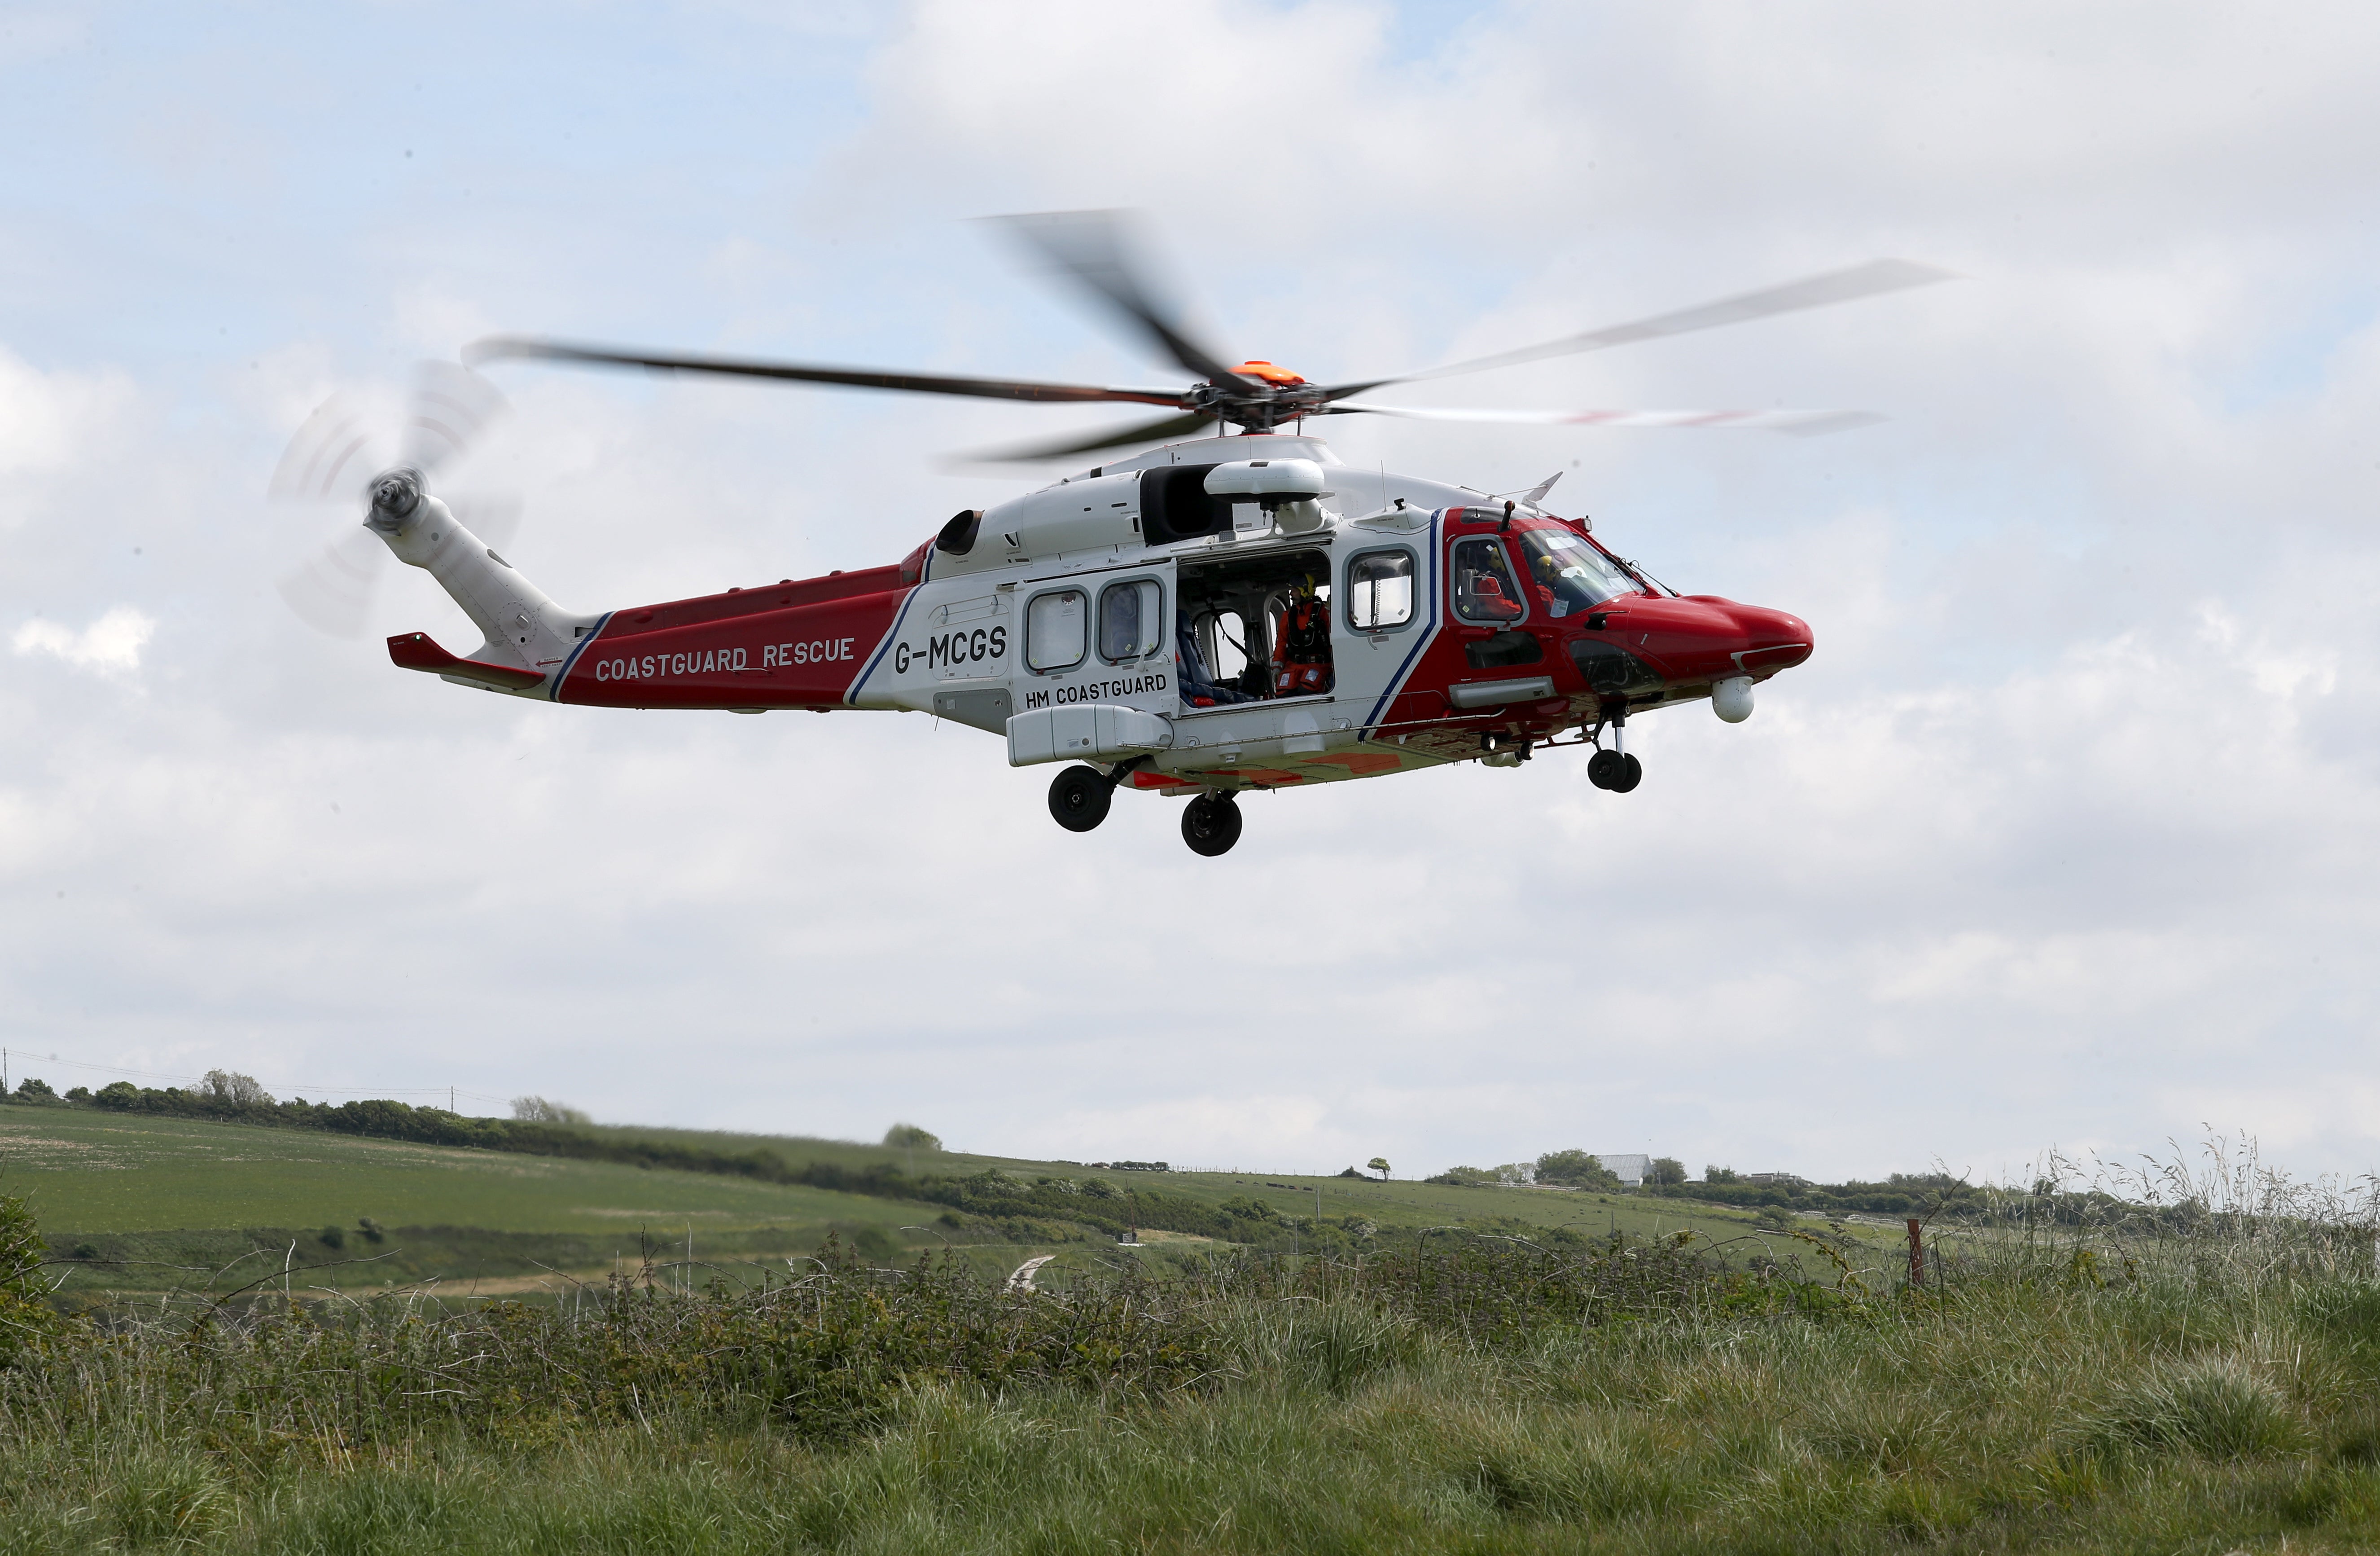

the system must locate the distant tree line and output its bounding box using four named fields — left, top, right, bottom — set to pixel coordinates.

left=1428, top=1151, right=1649, bottom=1191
